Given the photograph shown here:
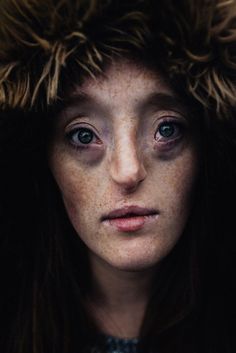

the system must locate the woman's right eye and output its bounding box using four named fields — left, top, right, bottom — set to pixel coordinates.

left=66, top=127, right=99, bottom=147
